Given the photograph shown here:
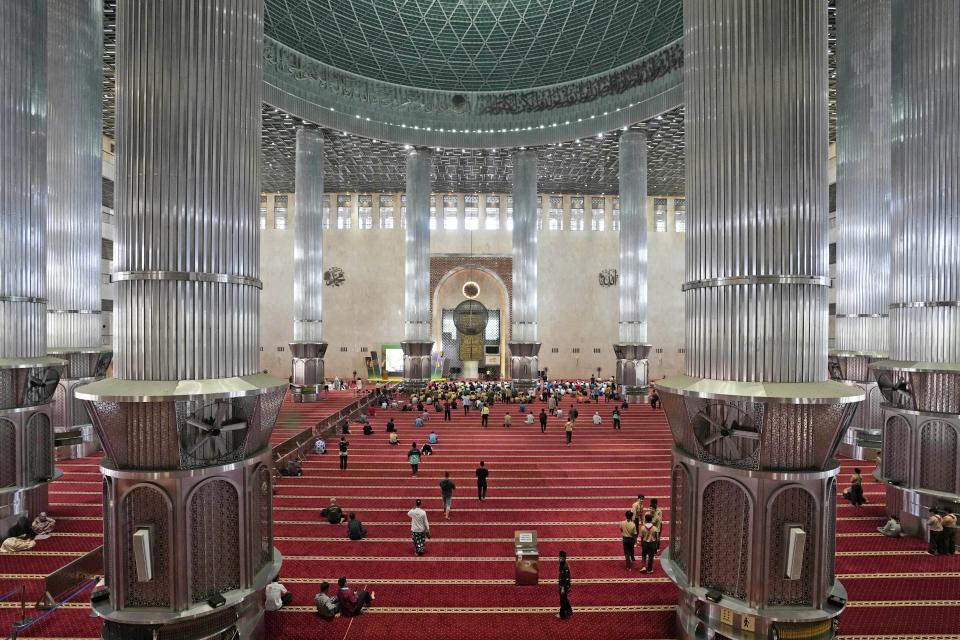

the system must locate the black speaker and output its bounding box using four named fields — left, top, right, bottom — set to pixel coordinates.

left=91, top=587, right=111, bottom=603
left=704, top=589, right=723, bottom=603
left=207, top=593, right=227, bottom=608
